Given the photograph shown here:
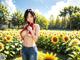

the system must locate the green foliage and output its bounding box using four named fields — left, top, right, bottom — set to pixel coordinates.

left=1, top=4, right=80, bottom=30
left=69, top=12, right=80, bottom=29
left=48, top=20, right=54, bottom=29
left=0, top=37, right=22, bottom=60
left=67, top=46, right=80, bottom=60
left=0, top=3, right=9, bottom=24
left=59, top=6, right=80, bottom=30
left=11, top=10, right=24, bottom=29
left=36, top=13, right=49, bottom=29
left=37, top=30, right=80, bottom=60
